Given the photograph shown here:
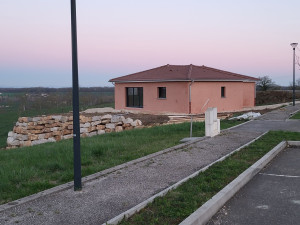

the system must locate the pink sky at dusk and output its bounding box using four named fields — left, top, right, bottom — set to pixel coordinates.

left=0, top=0, right=299, bottom=87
